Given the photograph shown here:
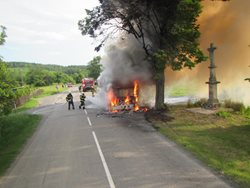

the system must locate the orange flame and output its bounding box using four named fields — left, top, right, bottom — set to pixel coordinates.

left=133, top=80, right=139, bottom=111
left=107, top=80, right=148, bottom=112
left=124, top=95, right=130, bottom=105
left=107, top=88, right=118, bottom=111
